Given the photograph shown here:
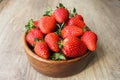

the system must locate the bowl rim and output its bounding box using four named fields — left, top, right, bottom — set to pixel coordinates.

left=23, top=33, right=91, bottom=64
